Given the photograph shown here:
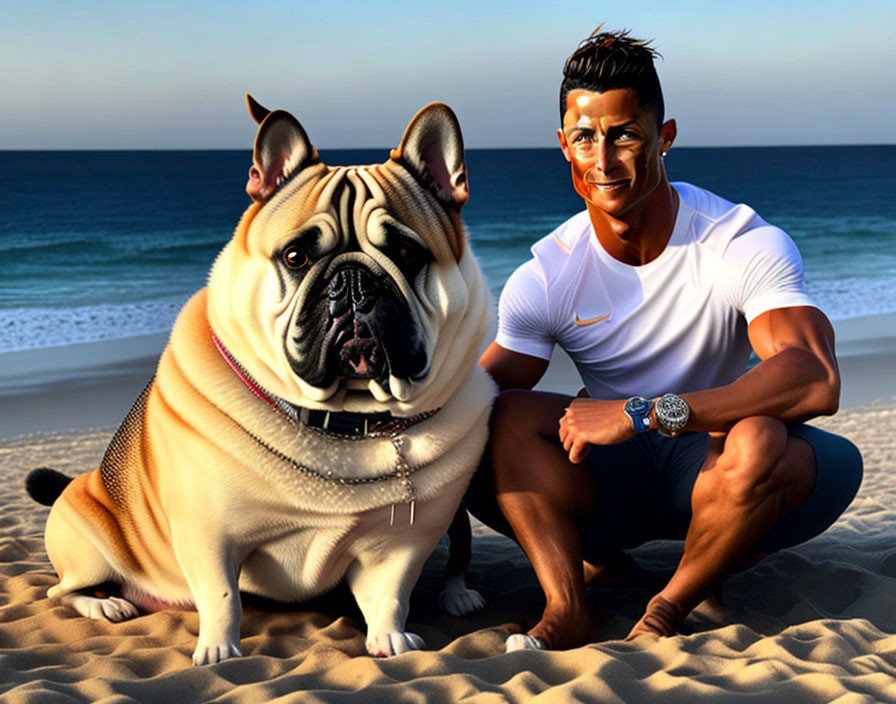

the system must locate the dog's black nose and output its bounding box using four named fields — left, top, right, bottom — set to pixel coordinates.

left=328, top=266, right=376, bottom=316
